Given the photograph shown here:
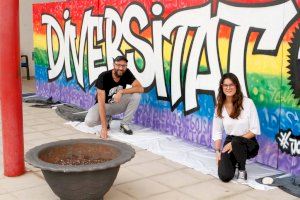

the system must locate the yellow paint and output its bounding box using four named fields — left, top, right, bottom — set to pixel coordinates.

left=246, top=41, right=291, bottom=77
left=34, top=32, right=291, bottom=78
left=33, top=34, right=47, bottom=50
left=218, top=38, right=230, bottom=72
